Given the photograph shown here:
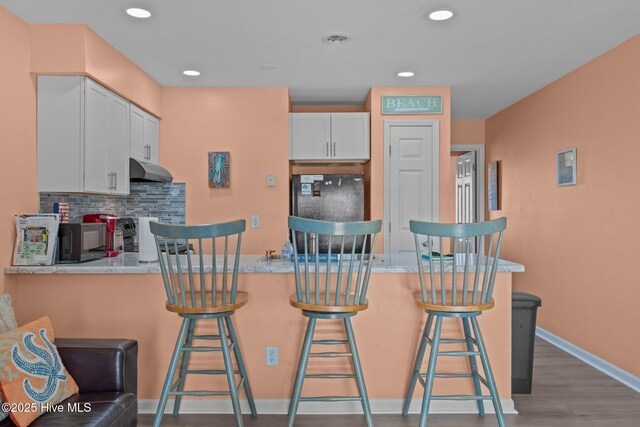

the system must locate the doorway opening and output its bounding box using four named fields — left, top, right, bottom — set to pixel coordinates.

left=451, top=144, right=485, bottom=225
